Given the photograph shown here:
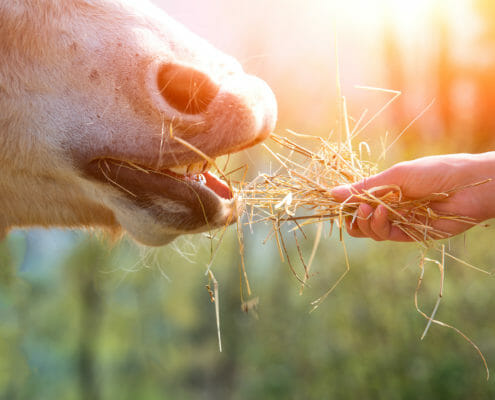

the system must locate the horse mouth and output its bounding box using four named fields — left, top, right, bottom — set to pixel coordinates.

left=84, top=157, right=237, bottom=233
left=166, top=160, right=233, bottom=200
